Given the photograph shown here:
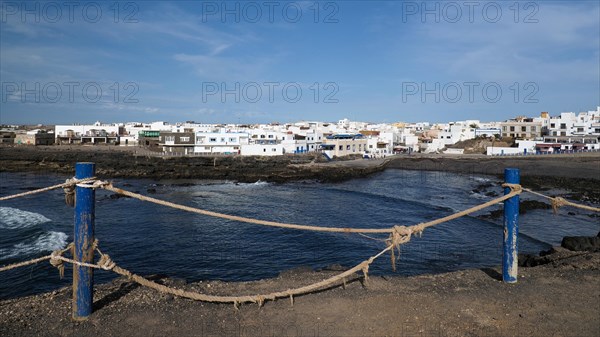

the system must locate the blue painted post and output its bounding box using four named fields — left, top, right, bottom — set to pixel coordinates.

left=73, top=162, right=96, bottom=320
left=503, top=168, right=520, bottom=283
